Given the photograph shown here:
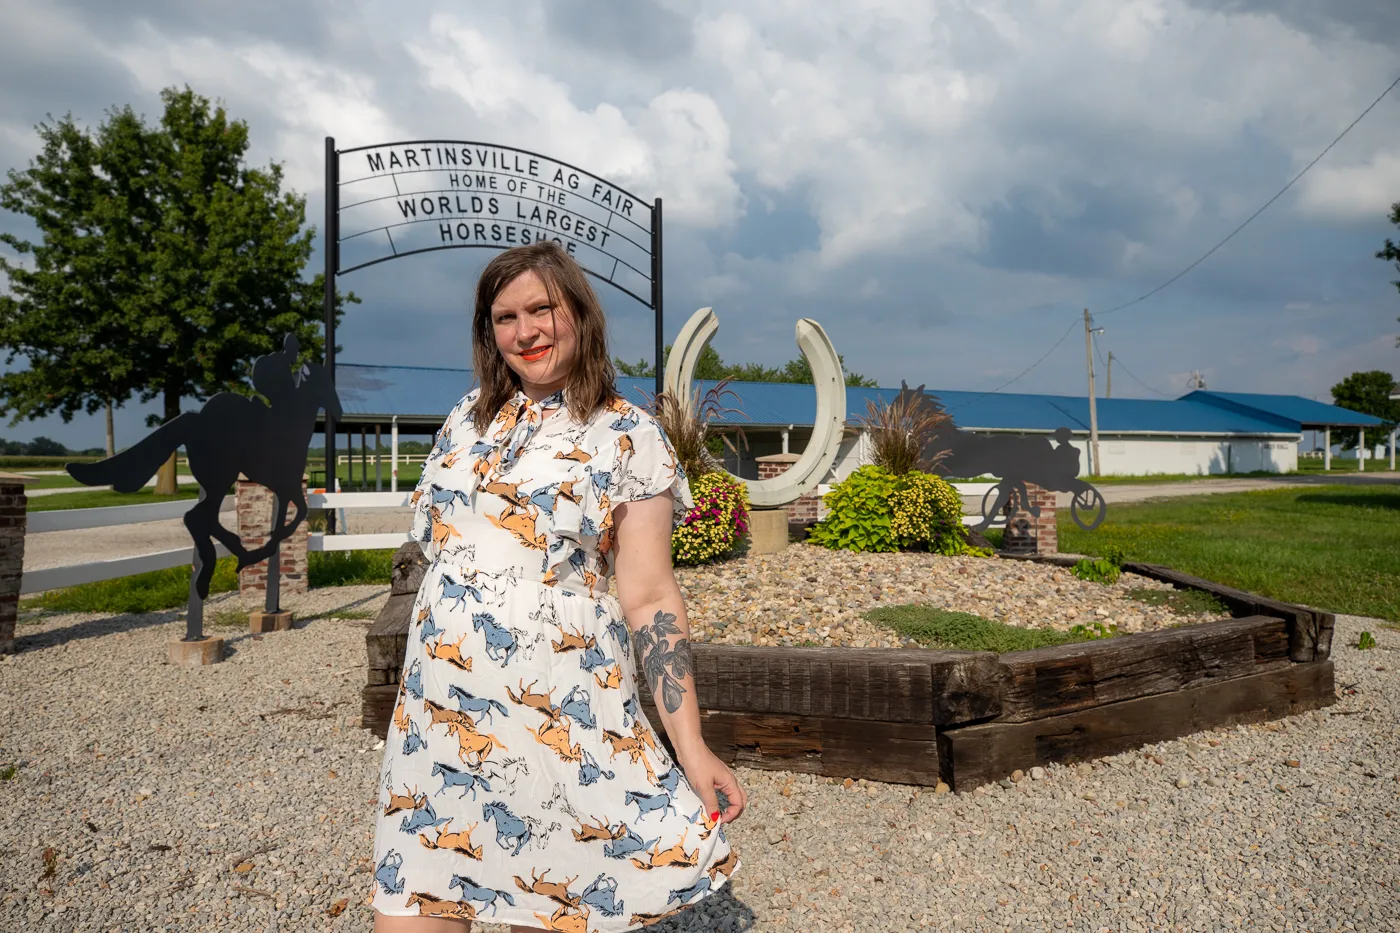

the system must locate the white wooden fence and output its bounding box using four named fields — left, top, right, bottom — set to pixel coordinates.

left=22, top=482, right=1007, bottom=595
left=19, top=490, right=422, bottom=595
